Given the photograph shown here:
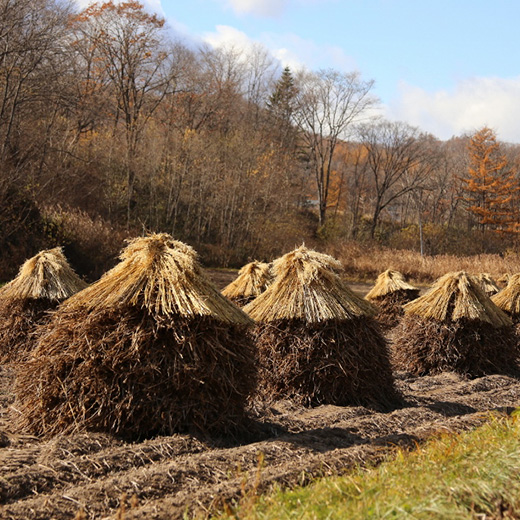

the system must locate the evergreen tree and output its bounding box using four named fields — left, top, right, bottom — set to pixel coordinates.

left=460, top=127, right=519, bottom=232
